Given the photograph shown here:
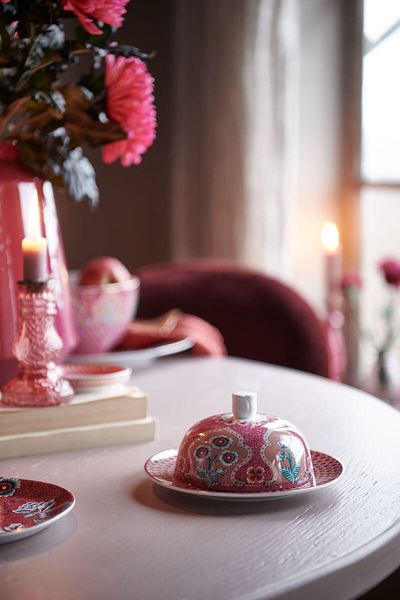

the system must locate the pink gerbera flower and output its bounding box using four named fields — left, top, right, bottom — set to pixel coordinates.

left=102, top=54, right=156, bottom=166
left=61, top=0, right=129, bottom=36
